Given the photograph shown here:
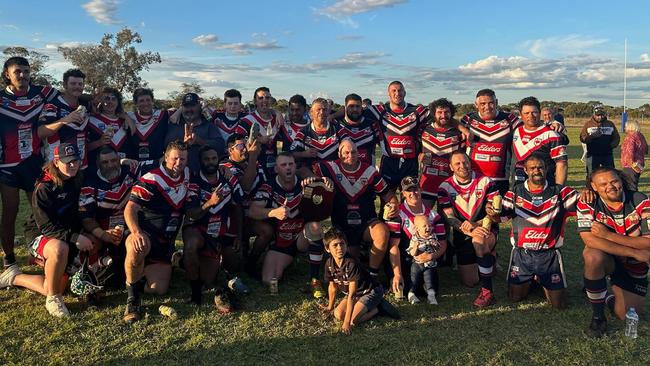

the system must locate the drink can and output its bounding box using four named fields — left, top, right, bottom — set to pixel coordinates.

left=395, top=283, right=404, bottom=300
left=269, top=278, right=279, bottom=294
left=492, top=195, right=502, bottom=214
left=114, top=225, right=125, bottom=239
left=159, top=305, right=177, bottom=319
left=481, top=216, right=492, bottom=230
left=383, top=203, right=395, bottom=221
